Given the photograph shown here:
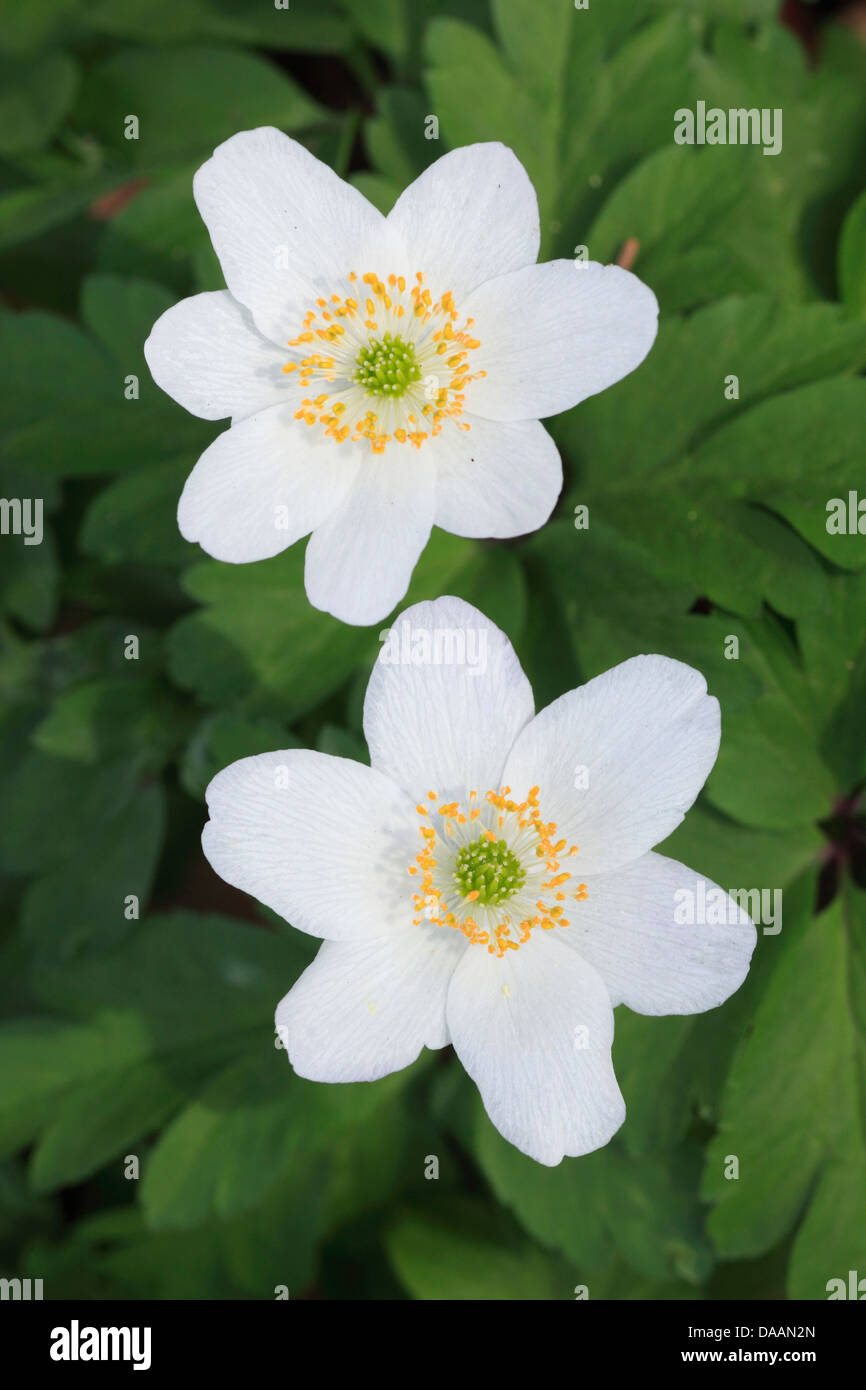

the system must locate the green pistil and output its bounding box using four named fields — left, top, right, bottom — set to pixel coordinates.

left=454, top=837, right=526, bottom=907
left=353, top=333, right=421, bottom=399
